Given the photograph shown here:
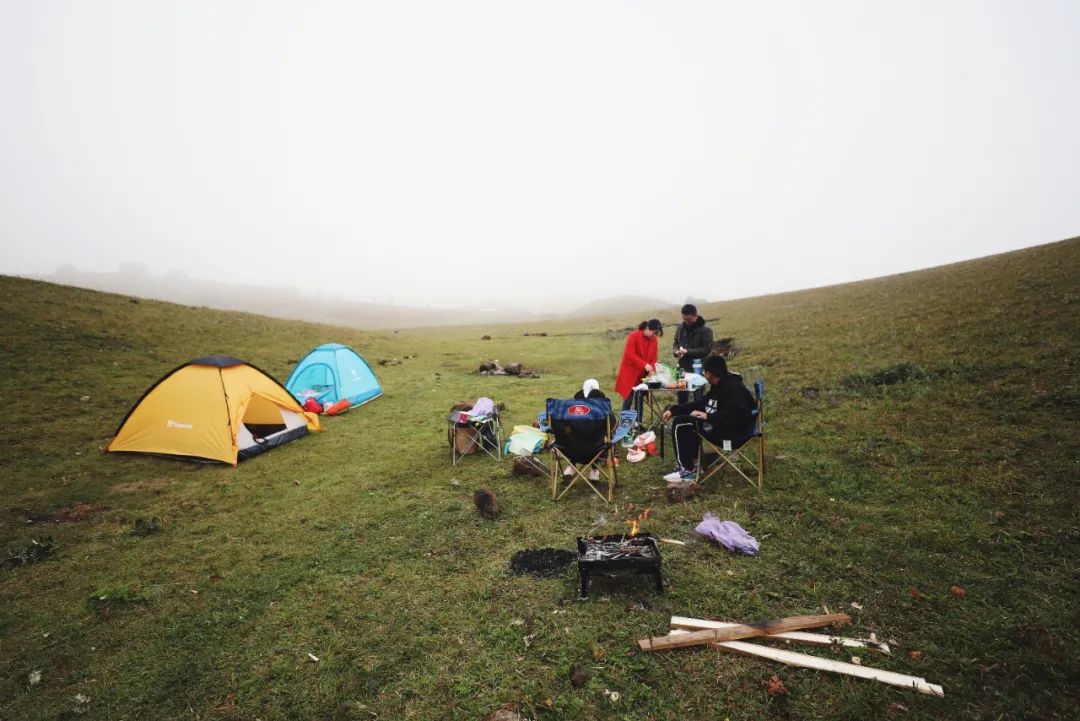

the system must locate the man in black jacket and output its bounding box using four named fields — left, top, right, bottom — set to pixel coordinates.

left=673, top=304, right=713, bottom=403
left=660, top=355, right=755, bottom=484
